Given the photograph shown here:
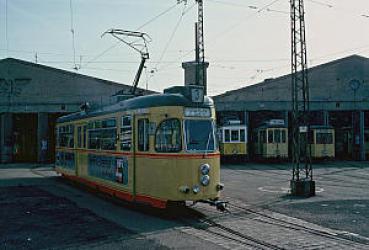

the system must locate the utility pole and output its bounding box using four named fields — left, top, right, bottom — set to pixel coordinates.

left=181, top=0, right=209, bottom=95
left=290, top=0, right=315, bottom=196
left=195, top=0, right=206, bottom=95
